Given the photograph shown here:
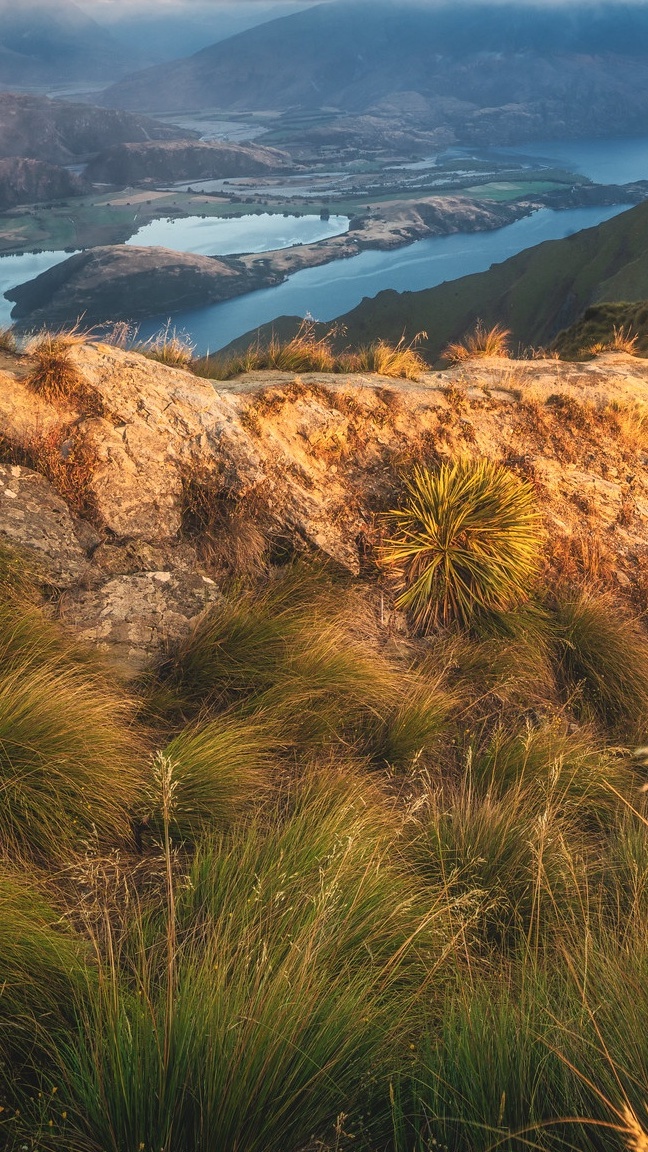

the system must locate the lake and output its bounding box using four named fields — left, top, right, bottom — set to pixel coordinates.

left=0, top=214, right=348, bottom=327
left=2, top=134, right=648, bottom=338
left=124, top=212, right=349, bottom=255
left=135, top=203, right=631, bottom=355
